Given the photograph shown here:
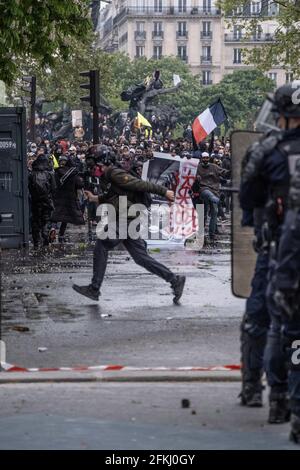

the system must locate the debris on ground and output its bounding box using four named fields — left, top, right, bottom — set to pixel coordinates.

left=11, top=326, right=30, bottom=333
left=181, top=399, right=190, bottom=409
